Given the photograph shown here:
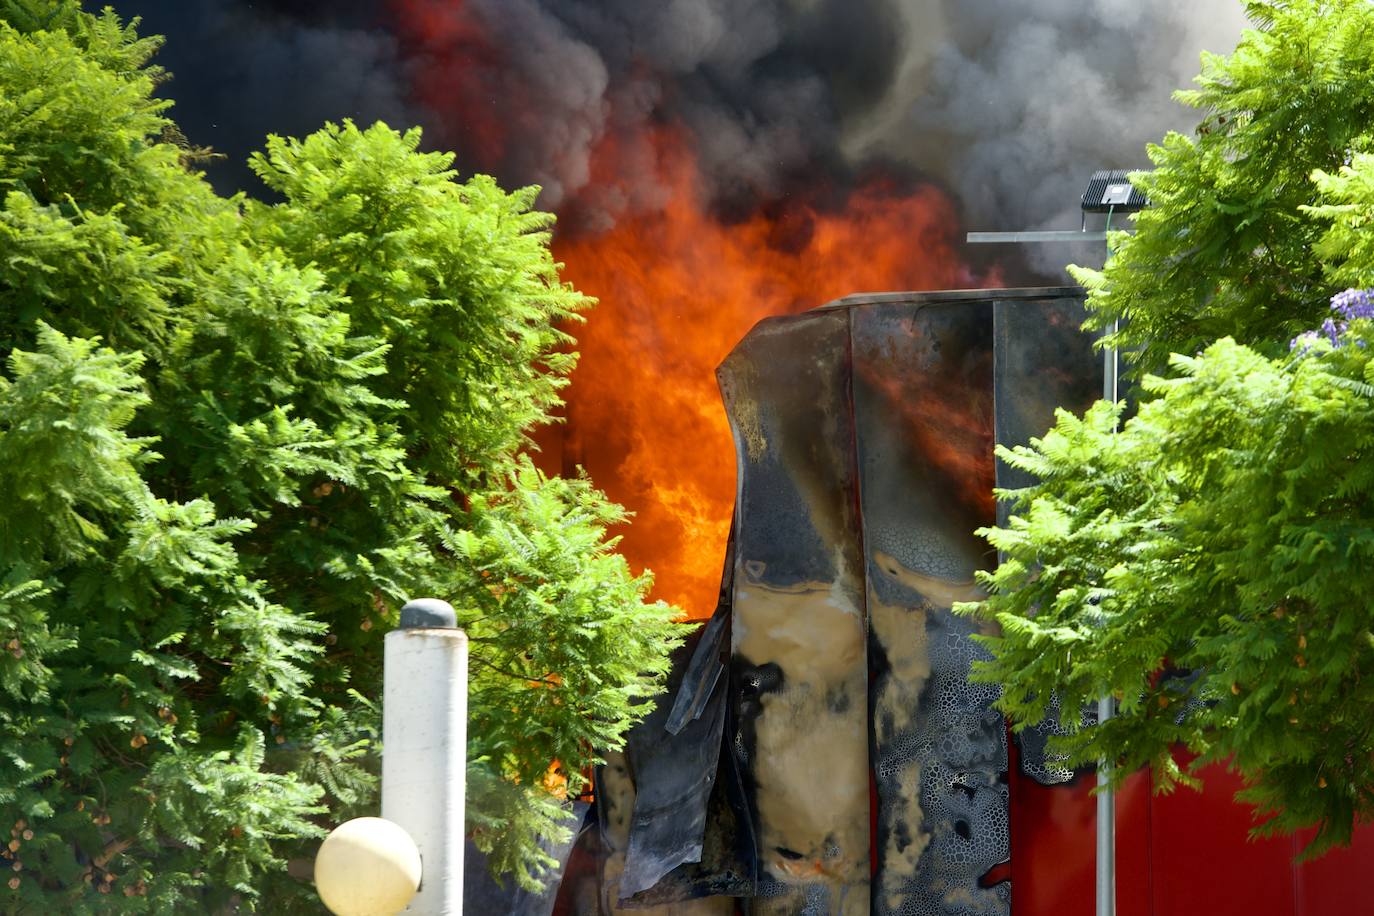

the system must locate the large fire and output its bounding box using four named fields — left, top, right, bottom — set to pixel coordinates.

left=394, top=0, right=983, bottom=618
left=552, top=133, right=973, bottom=617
